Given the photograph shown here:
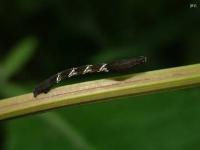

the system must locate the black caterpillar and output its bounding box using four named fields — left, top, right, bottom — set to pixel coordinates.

left=33, top=56, right=147, bottom=97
